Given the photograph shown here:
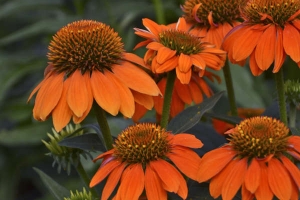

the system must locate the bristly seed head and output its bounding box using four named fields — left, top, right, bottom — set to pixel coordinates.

left=228, top=116, right=290, bottom=159
left=47, top=20, right=125, bottom=77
